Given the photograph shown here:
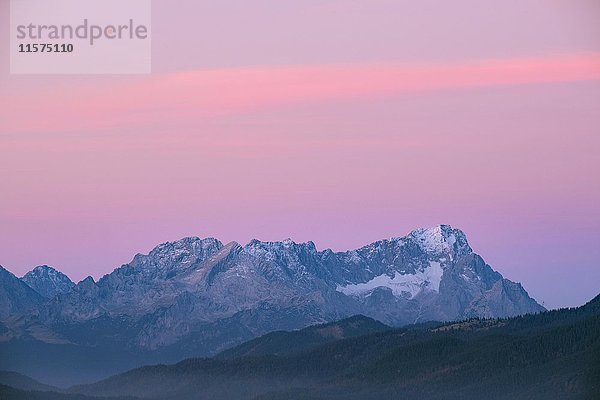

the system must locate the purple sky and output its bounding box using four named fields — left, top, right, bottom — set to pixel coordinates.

left=1, top=0, right=599, bottom=309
